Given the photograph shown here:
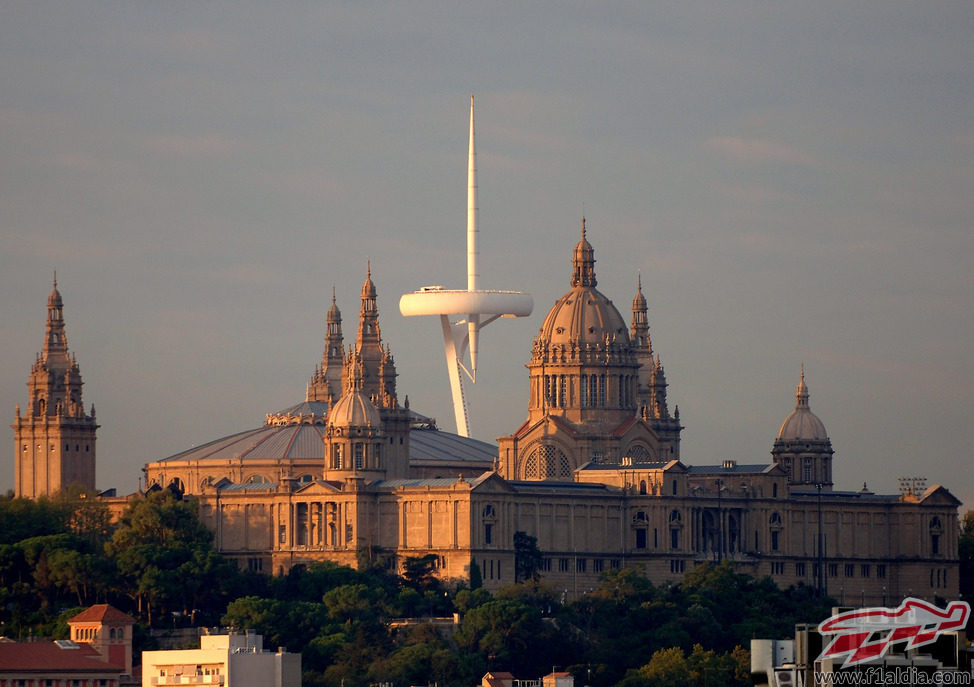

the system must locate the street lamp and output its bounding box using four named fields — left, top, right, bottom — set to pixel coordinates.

left=816, top=483, right=824, bottom=597
left=715, top=479, right=724, bottom=563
